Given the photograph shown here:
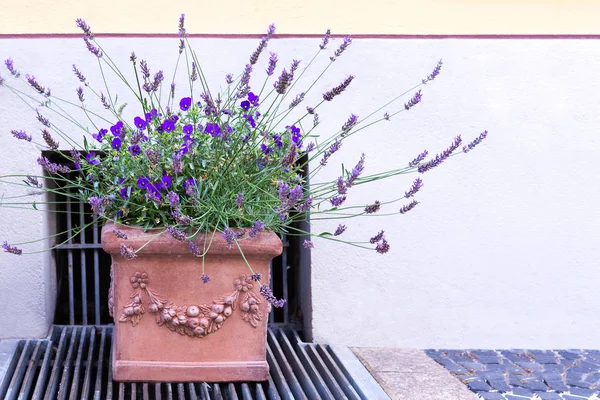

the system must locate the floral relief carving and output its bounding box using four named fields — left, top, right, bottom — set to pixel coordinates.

left=118, top=272, right=263, bottom=337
